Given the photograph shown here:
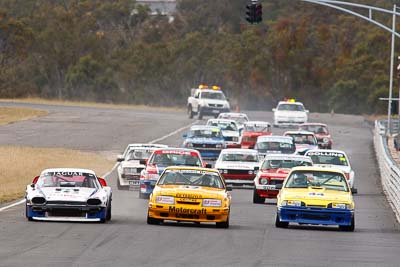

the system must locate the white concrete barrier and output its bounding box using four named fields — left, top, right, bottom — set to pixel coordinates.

left=374, top=120, right=400, bottom=222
